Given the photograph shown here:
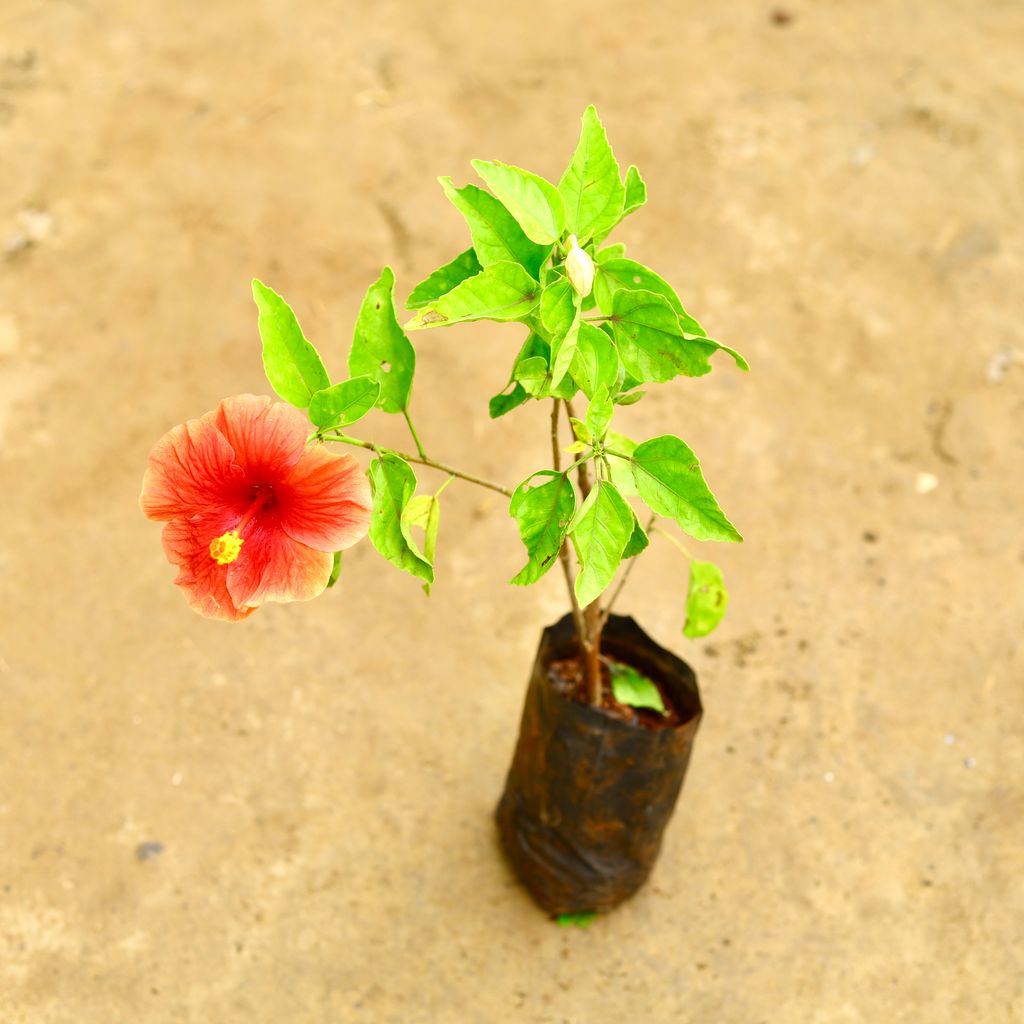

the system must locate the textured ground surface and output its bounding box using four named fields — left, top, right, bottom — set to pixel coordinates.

left=1, top=1, right=1022, bottom=1021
